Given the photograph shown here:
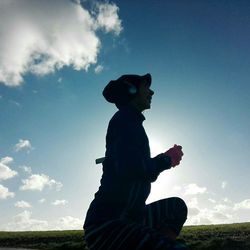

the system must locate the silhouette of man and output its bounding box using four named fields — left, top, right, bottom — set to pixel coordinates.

left=84, top=73, right=188, bottom=250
